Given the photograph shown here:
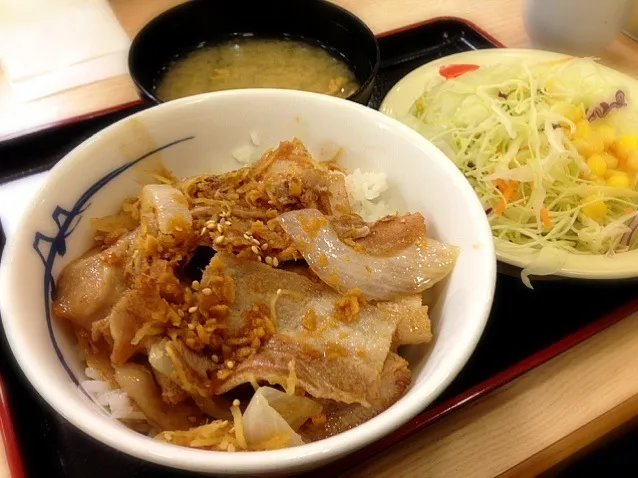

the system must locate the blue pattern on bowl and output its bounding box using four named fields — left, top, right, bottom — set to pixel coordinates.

left=32, top=136, right=195, bottom=390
